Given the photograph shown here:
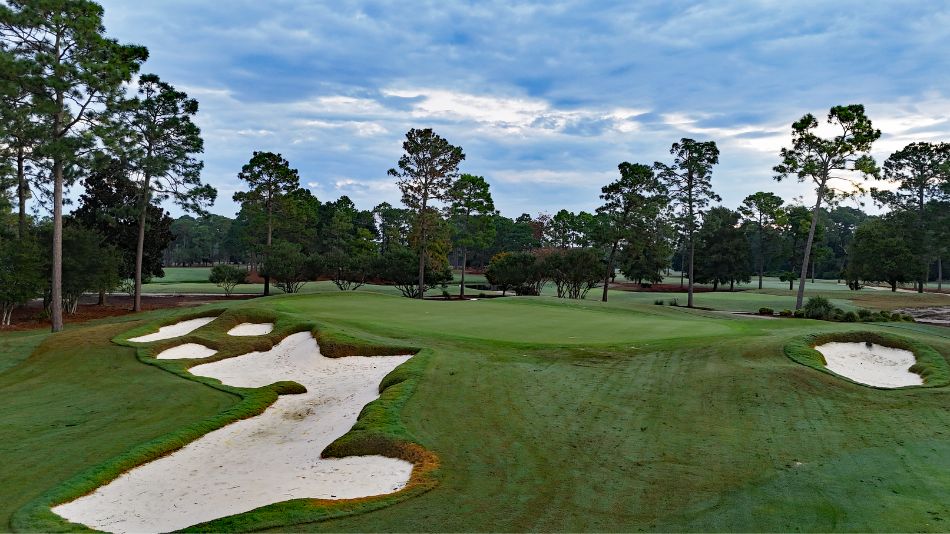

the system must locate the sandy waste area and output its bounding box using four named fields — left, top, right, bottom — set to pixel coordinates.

left=128, top=317, right=216, bottom=342
left=815, top=341, right=923, bottom=388
left=227, top=322, right=274, bottom=336
left=53, top=330, right=414, bottom=533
